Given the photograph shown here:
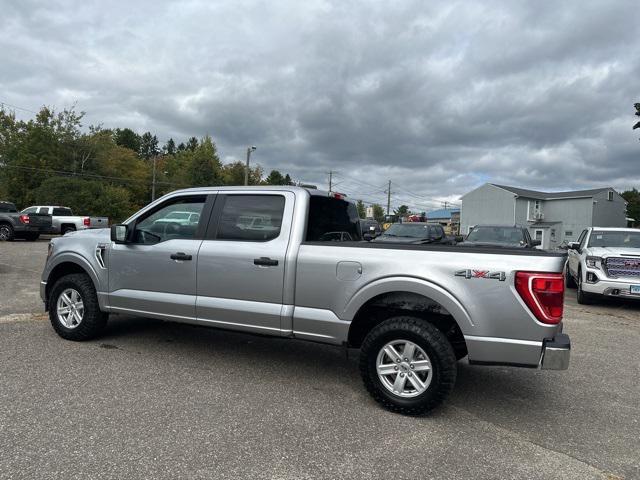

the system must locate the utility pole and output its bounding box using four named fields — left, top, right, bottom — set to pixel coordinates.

left=386, top=180, right=391, bottom=215
left=328, top=171, right=333, bottom=192
left=244, top=146, right=257, bottom=186
left=151, top=156, right=157, bottom=201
